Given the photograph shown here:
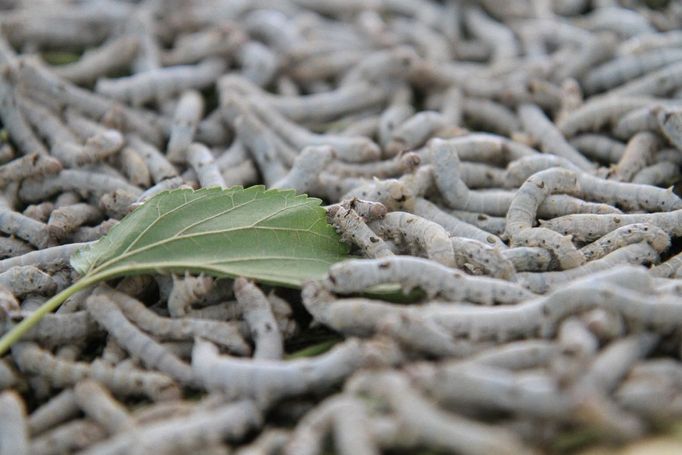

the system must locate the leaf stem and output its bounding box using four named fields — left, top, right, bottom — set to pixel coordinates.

left=0, top=271, right=112, bottom=356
